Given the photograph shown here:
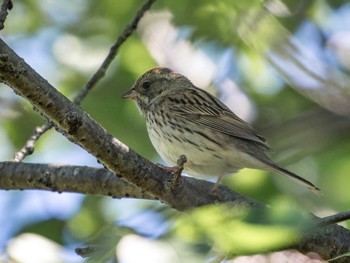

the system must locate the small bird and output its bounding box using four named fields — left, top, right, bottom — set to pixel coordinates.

left=122, top=67, right=321, bottom=194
